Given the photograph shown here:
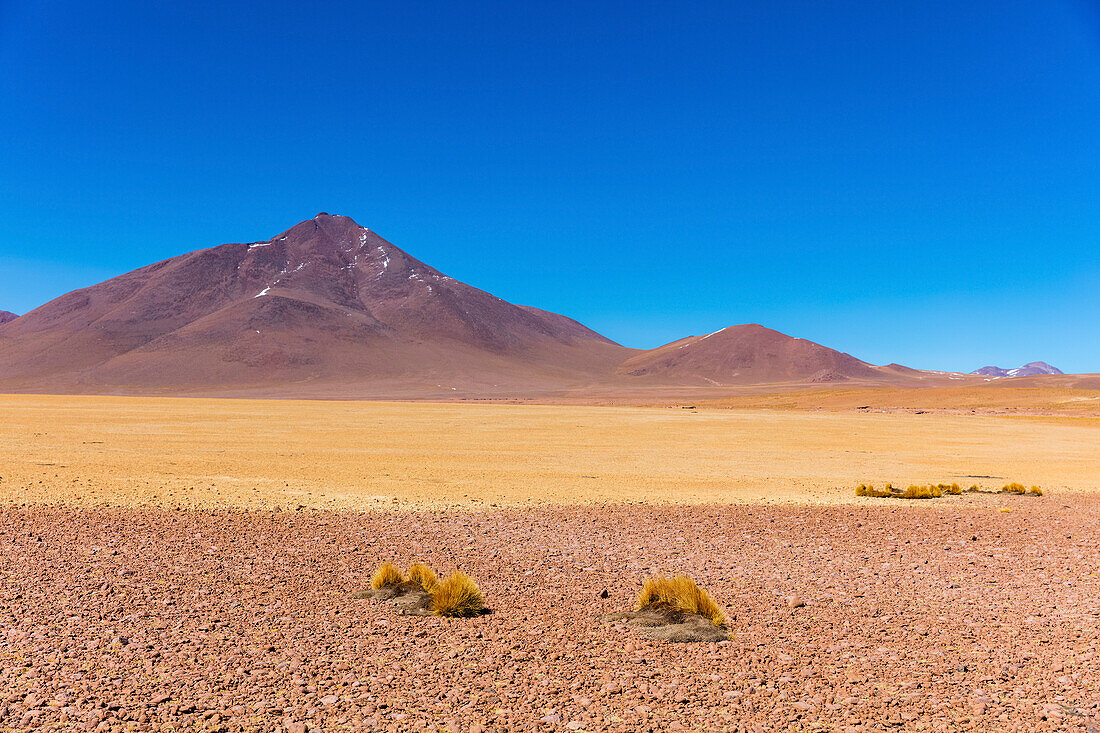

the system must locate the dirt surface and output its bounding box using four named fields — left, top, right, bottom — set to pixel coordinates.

left=2, top=500, right=1098, bottom=732
left=690, top=386, right=1100, bottom=418
left=2, top=395, right=1098, bottom=510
